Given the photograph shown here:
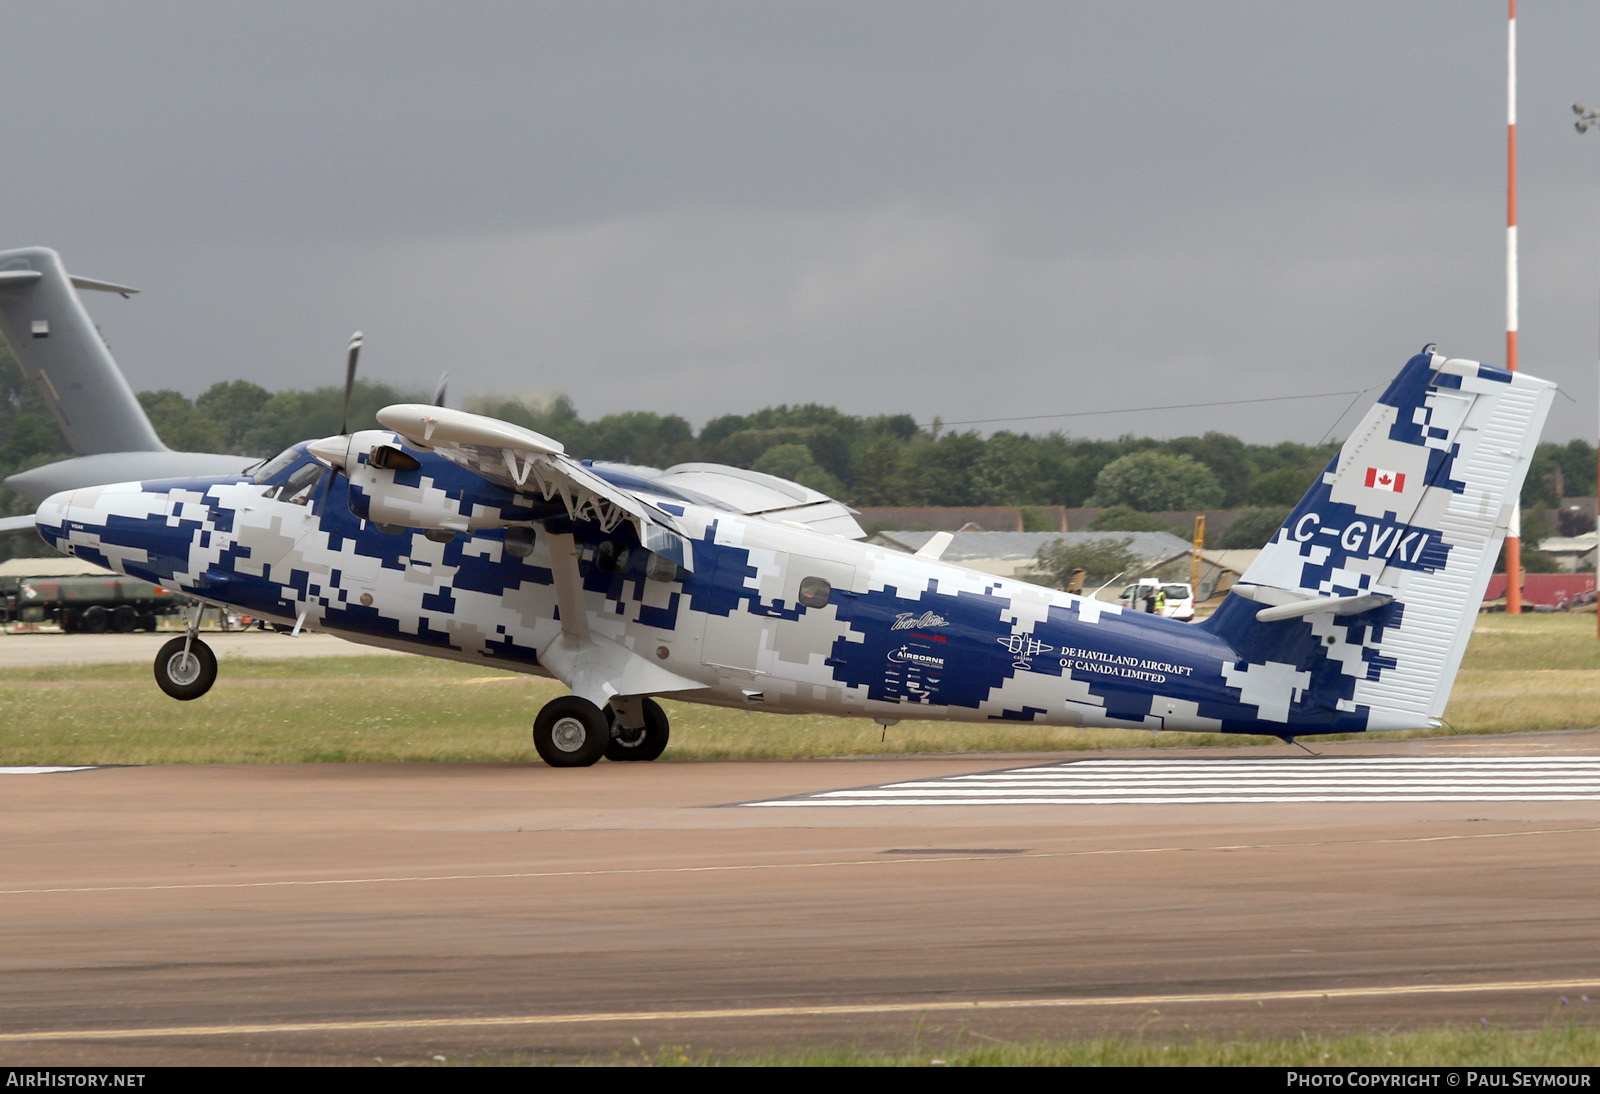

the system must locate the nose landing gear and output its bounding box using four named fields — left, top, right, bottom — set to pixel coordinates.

left=153, top=606, right=217, bottom=701
left=153, top=635, right=217, bottom=700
